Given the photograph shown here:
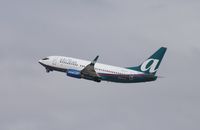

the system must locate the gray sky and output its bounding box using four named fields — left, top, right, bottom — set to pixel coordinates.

left=0, top=0, right=200, bottom=130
